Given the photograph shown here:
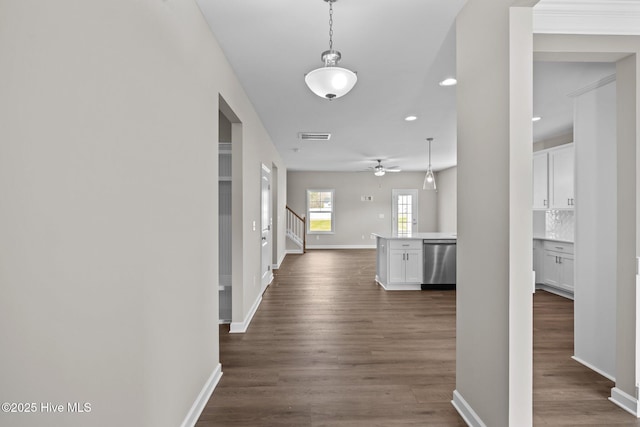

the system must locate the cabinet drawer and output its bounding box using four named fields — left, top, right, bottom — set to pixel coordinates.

left=543, top=241, right=573, bottom=255
left=389, top=240, right=422, bottom=250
